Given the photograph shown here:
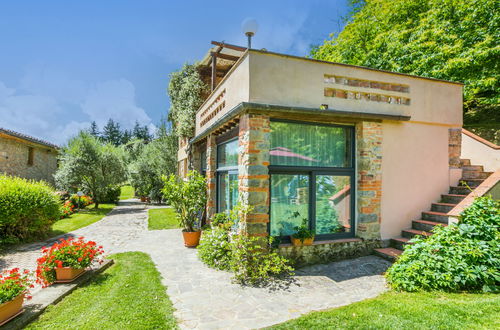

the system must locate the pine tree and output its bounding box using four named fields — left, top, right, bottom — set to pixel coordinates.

left=102, top=119, right=123, bottom=146
left=88, top=121, right=100, bottom=138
